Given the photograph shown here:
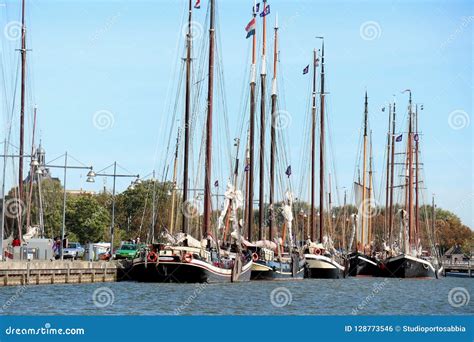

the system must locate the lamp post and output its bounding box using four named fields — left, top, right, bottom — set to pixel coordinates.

left=86, top=162, right=139, bottom=258
left=36, top=152, right=93, bottom=260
